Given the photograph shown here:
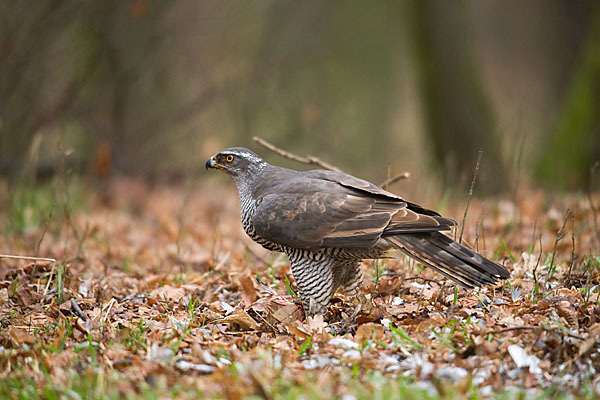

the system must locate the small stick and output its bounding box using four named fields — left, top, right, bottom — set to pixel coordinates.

left=459, top=149, right=483, bottom=244
left=253, top=136, right=342, bottom=172
left=380, top=172, right=410, bottom=189
left=0, top=254, right=56, bottom=263
left=101, top=297, right=117, bottom=324
left=402, top=276, right=442, bottom=286
left=71, top=298, right=89, bottom=322
left=254, top=136, right=411, bottom=189
left=547, top=209, right=570, bottom=282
